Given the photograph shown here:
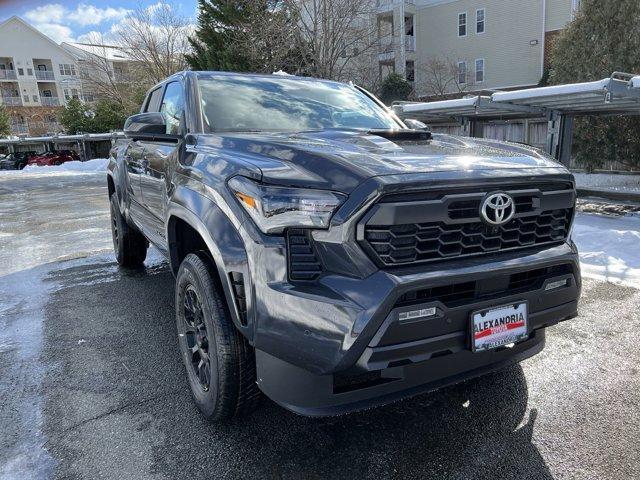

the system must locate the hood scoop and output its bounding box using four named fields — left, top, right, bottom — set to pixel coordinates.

left=367, top=129, right=432, bottom=142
